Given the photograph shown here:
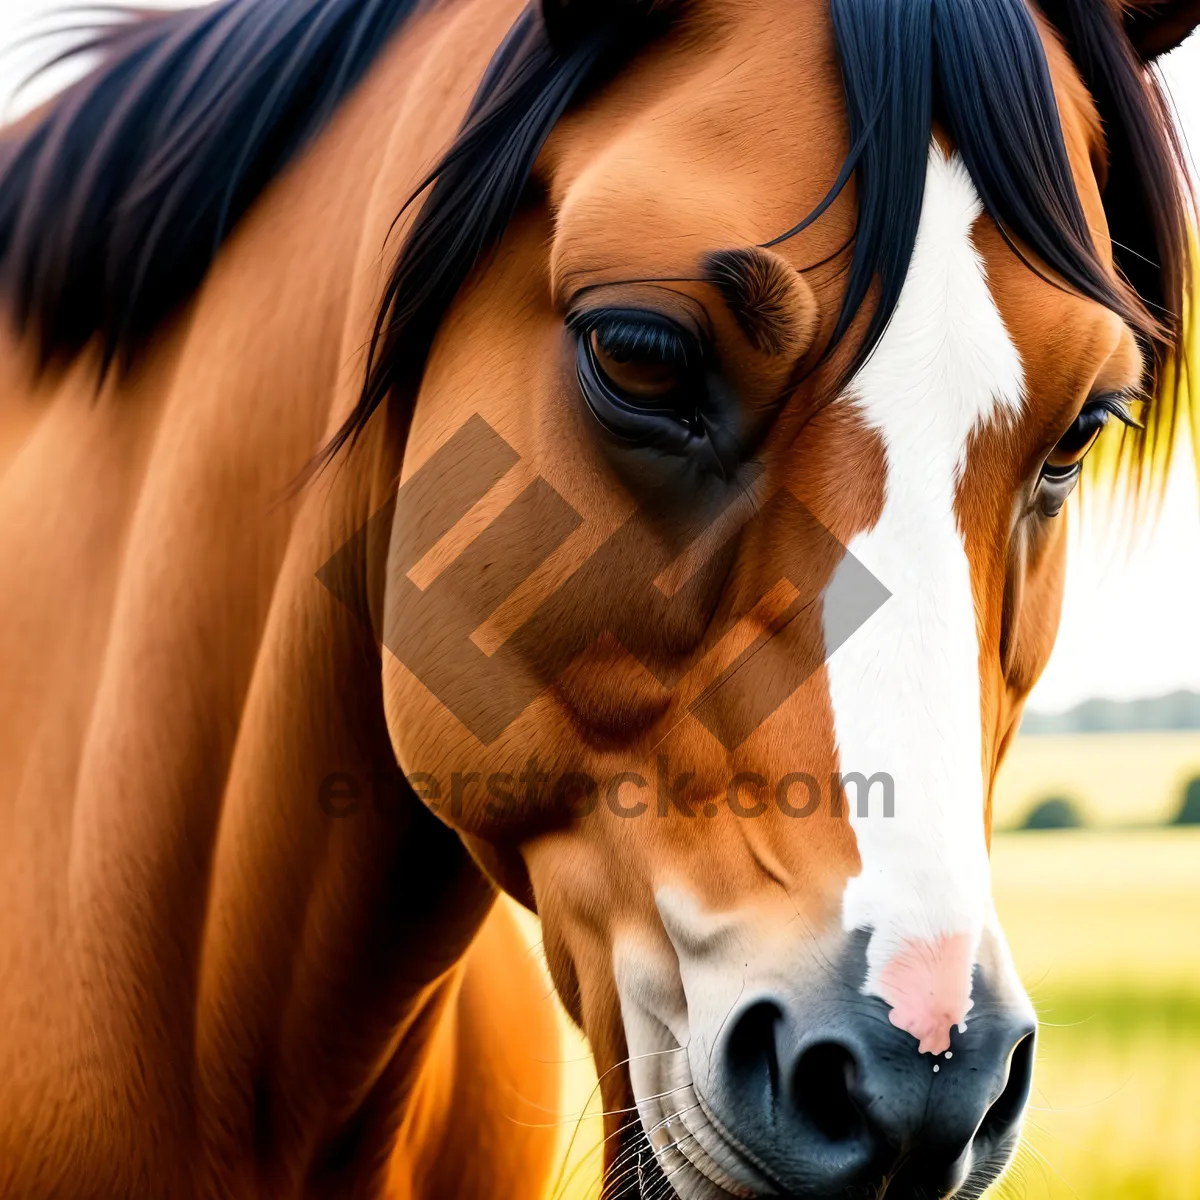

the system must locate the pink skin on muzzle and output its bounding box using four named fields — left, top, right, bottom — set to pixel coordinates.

left=877, top=932, right=975, bottom=1056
